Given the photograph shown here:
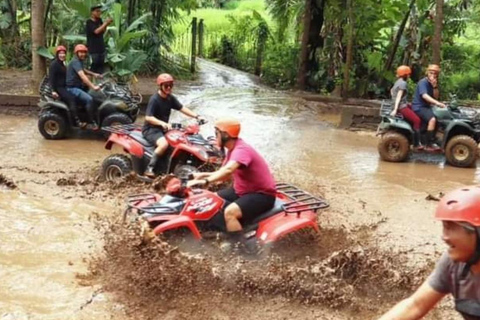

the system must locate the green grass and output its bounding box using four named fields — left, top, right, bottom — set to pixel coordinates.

left=173, top=0, right=271, bottom=36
